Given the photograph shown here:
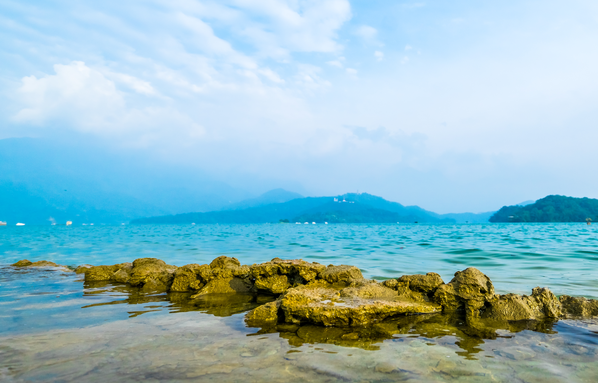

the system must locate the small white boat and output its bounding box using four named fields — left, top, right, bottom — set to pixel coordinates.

left=295, top=222, right=301, bottom=224
left=0, top=221, right=6, bottom=226
left=16, top=223, right=25, bottom=226
left=66, top=221, right=72, bottom=226
left=304, top=222, right=309, bottom=224
left=312, top=222, right=316, bottom=224
left=192, top=223, right=196, bottom=225
left=325, top=222, right=328, bottom=224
